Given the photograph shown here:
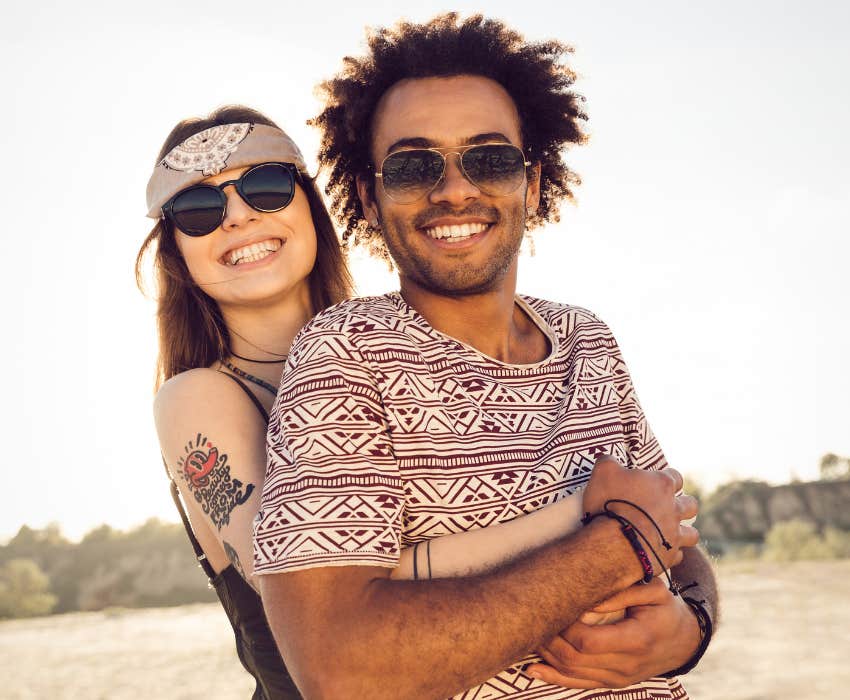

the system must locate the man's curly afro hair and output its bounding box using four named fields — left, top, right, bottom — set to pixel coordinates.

left=312, top=13, right=588, bottom=260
